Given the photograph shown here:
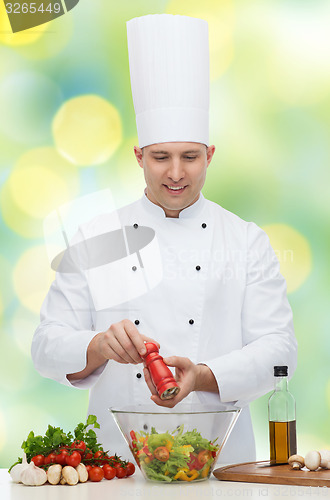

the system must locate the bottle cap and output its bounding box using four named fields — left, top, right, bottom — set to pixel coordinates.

left=274, top=365, right=288, bottom=377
